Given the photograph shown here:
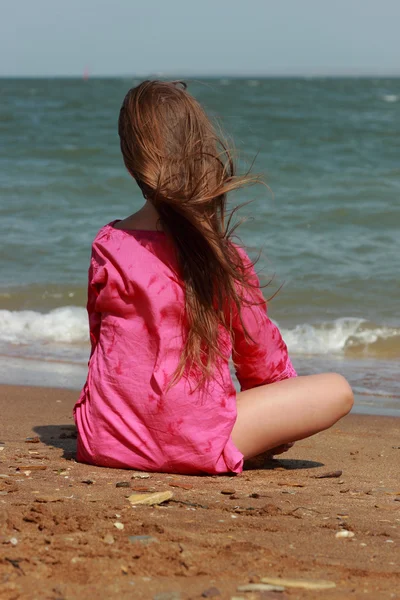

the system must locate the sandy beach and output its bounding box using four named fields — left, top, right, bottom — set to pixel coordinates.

left=0, top=385, right=399, bottom=599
